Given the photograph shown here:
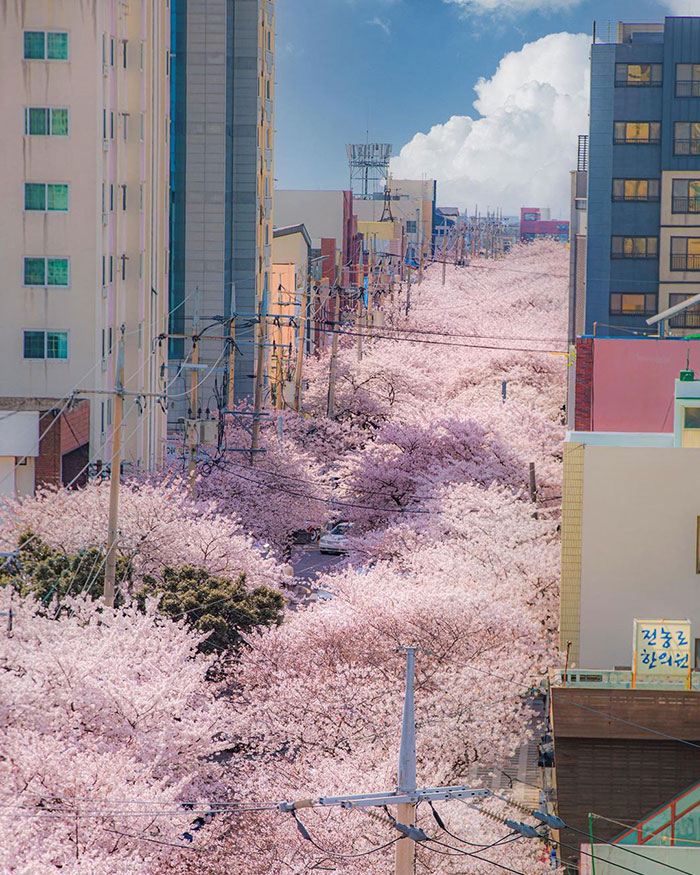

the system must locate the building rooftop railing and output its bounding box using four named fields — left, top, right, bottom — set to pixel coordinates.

left=550, top=668, right=700, bottom=691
